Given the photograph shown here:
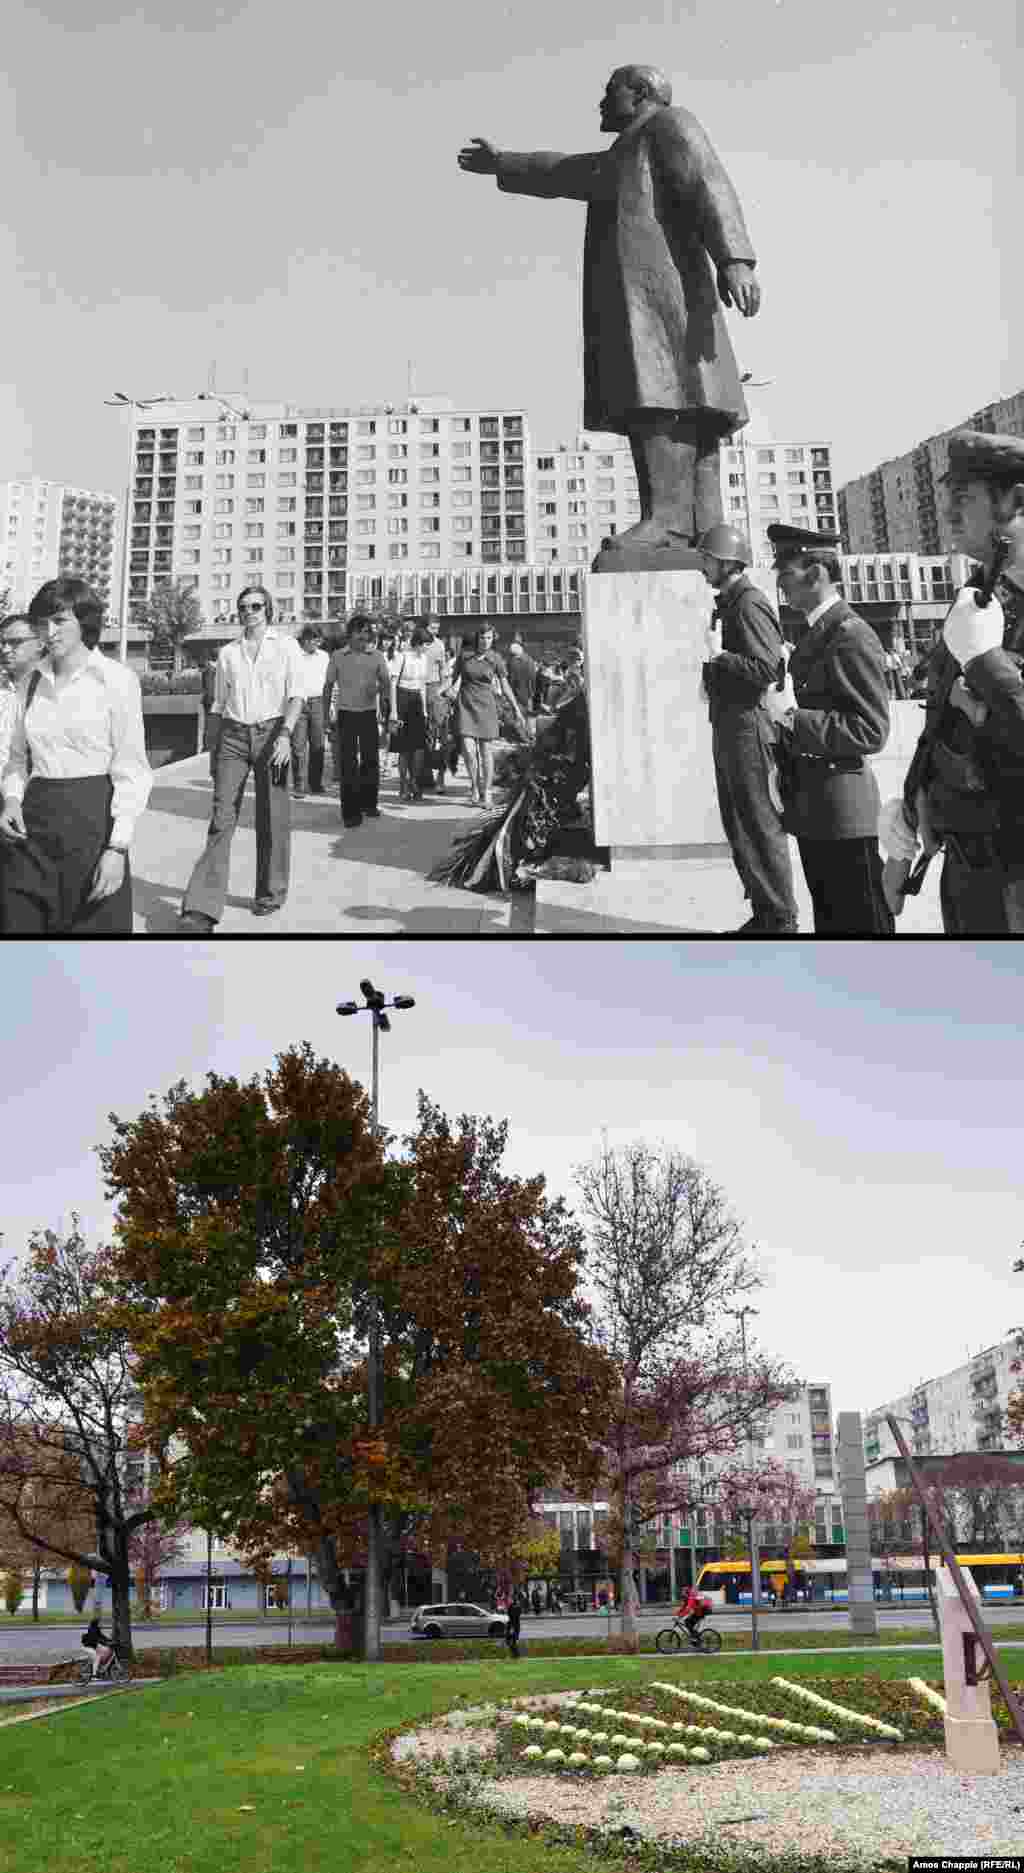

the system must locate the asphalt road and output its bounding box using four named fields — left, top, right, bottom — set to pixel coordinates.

left=4, top=1603, right=1024, bottom=1662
